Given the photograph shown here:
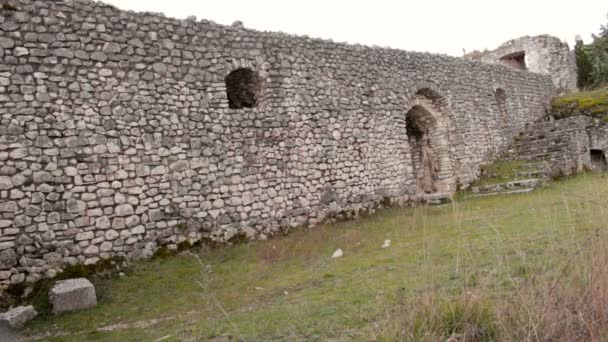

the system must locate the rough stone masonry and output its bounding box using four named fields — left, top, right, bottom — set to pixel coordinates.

left=467, top=35, right=577, bottom=94
left=0, top=0, right=554, bottom=288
